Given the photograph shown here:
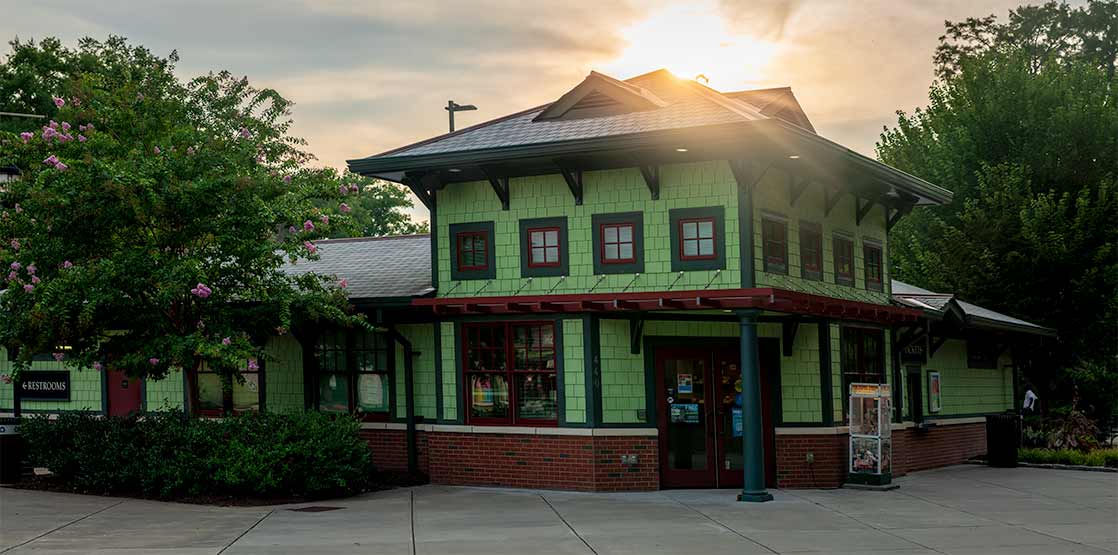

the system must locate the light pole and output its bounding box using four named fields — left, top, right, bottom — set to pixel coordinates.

left=445, top=100, right=477, bottom=132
